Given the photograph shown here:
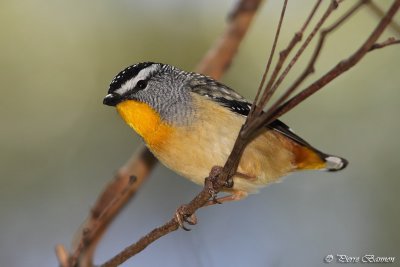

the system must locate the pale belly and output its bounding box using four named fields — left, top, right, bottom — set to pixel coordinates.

left=148, top=97, right=296, bottom=193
